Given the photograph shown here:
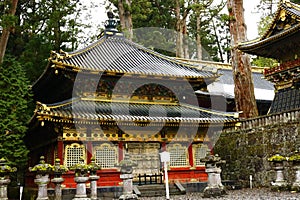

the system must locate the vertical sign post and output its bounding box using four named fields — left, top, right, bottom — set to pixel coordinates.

left=160, top=151, right=170, bottom=200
